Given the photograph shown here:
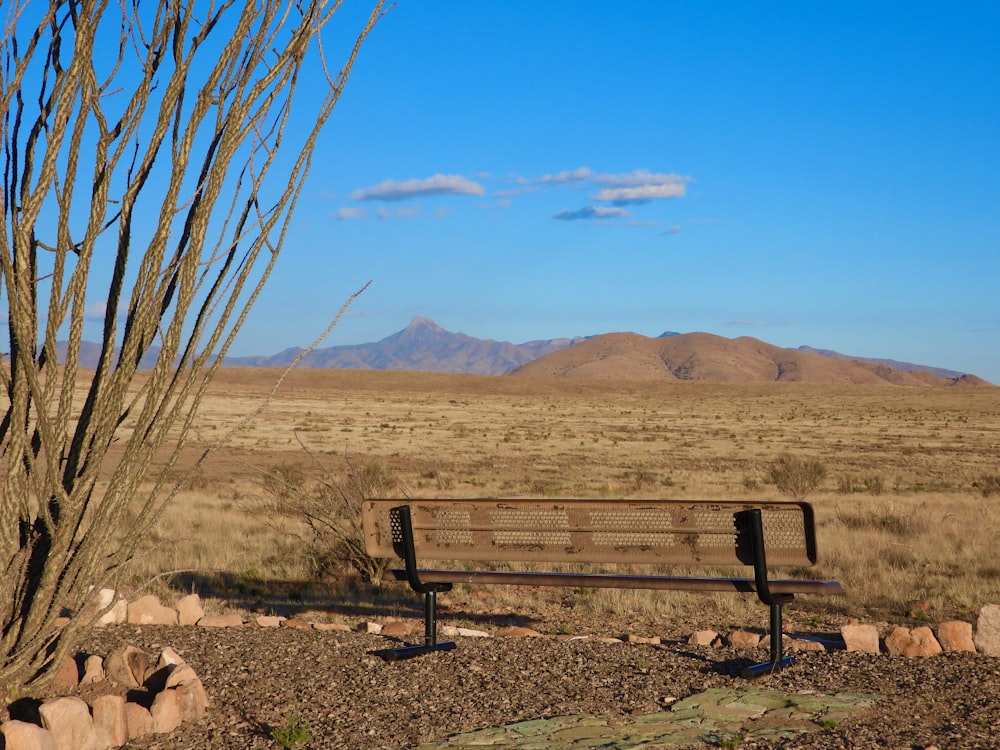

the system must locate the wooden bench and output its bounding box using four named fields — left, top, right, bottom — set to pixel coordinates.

left=362, top=498, right=844, bottom=677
